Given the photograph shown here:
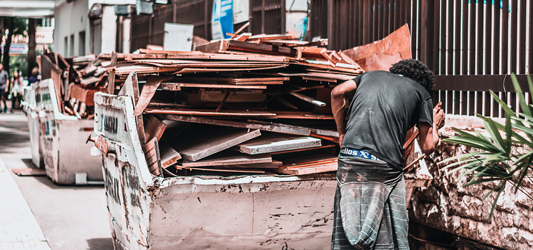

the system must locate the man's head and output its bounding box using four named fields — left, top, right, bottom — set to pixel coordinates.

left=0, top=64, right=4, bottom=71
left=389, top=59, right=435, bottom=91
